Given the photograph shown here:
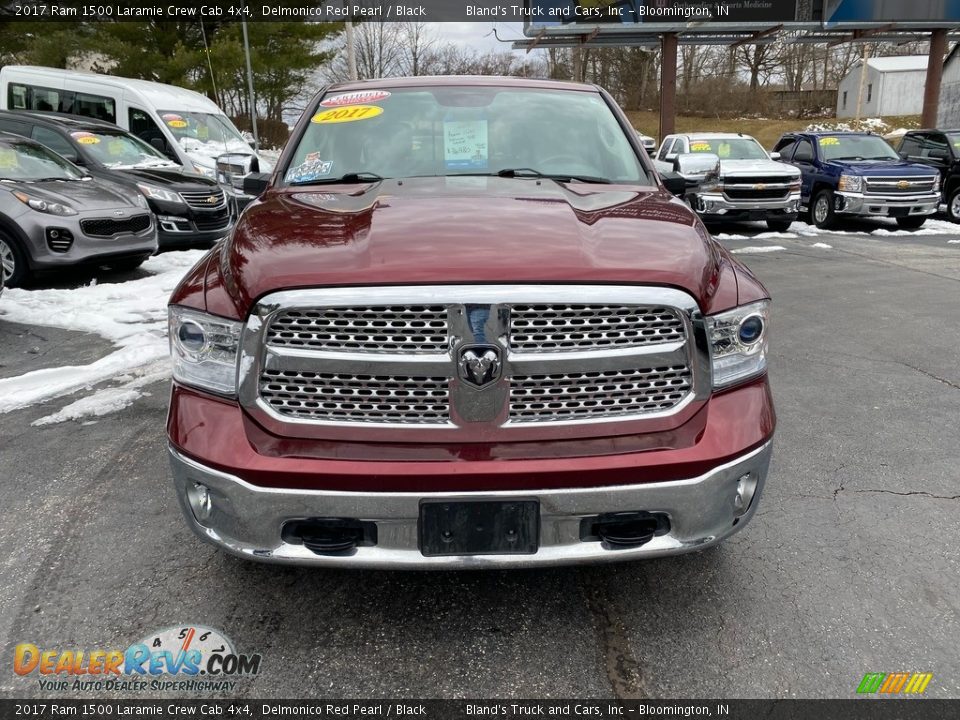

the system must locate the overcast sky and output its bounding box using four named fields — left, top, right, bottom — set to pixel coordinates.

left=435, top=22, right=528, bottom=53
